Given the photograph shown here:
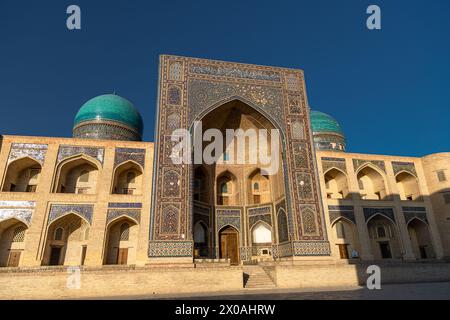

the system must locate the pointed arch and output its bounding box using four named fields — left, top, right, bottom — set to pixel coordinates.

left=111, top=160, right=144, bottom=195
left=0, top=218, right=28, bottom=267
left=324, top=167, right=350, bottom=199
left=395, top=171, right=421, bottom=201
left=357, top=164, right=388, bottom=200
left=366, top=212, right=396, bottom=225
left=2, top=156, right=42, bottom=192
left=53, top=154, right=101, bottom=194
left=103, top=215, right=139, bottom=265
left=251, top=221, right=272, bottom=244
